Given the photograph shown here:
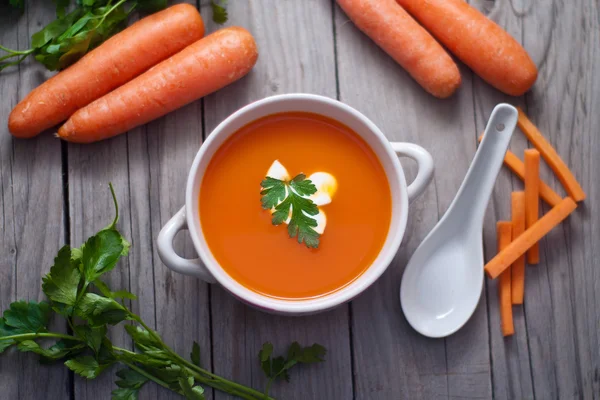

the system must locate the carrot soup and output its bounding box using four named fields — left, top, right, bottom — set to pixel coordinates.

left=200, top=112, right=392, bottom=299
